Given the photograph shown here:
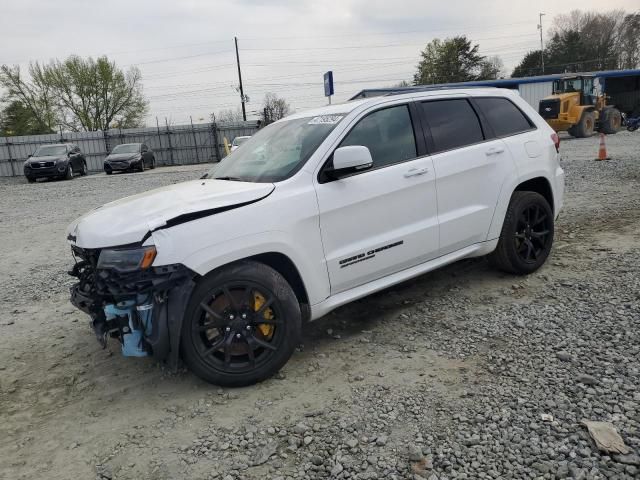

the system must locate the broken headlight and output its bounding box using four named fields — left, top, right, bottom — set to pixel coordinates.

left=97, top=246, right=157, bottom=272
